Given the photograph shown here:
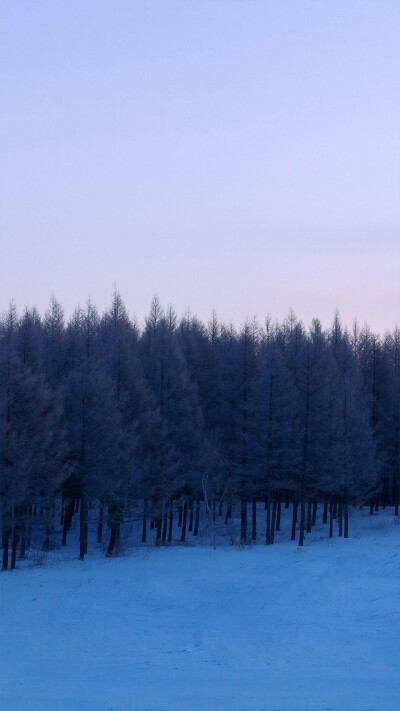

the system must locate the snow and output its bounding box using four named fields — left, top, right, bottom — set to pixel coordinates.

left=1, top=509, right=399, bottom=711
